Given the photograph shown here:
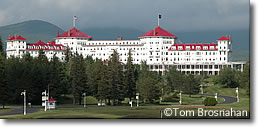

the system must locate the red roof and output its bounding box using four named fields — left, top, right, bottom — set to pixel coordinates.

left=139, top=26, right=176, bottom=38
left=57, top=27, right=92, bottom=39
left=7, top=35, right=27, bottom=41
left=217, top=36, right=231, bottom=41
left=27, top=40, right=65, bottom=51
left=49, top=97, right=56, bottom=102
left=168, top=43, right=218, bottom=51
